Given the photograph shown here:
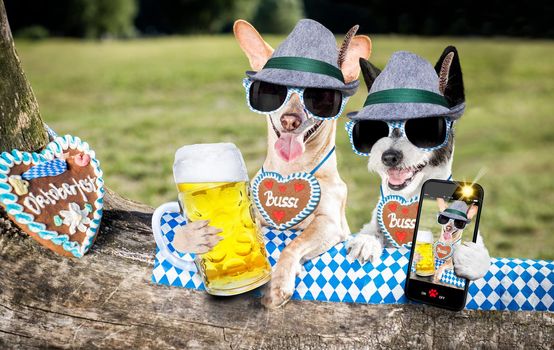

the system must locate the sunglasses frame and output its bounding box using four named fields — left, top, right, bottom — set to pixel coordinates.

left=243, top=78, right=349, bottom=121
left=437, top=214, right=468, bottom=230
left=345, top=117, right=453, bottom=156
